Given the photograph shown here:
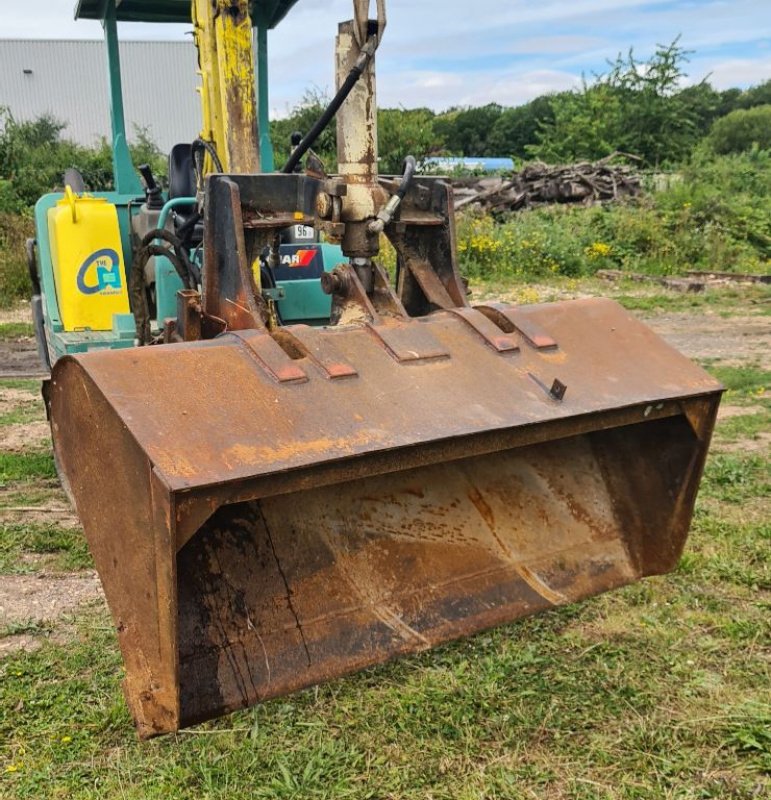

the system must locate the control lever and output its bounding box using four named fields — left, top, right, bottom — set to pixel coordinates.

left=138, top=163, right=164, bottom=210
